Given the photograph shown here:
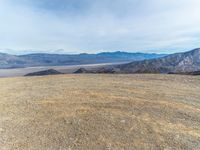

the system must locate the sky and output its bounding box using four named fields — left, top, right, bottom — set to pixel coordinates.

left=0, top=0, right=200, bottom=54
